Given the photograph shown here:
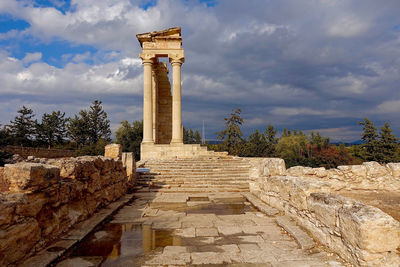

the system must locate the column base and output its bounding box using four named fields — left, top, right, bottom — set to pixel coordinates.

left=170, top=139, right=183, bottom=144
left=142, top=140, right=154, bottom=144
